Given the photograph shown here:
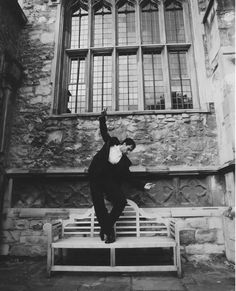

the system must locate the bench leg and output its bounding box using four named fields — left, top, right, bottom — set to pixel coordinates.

left=176, top=246, right=182, bottom=278
left=47, top=246, right=53, bottom=277
left=110, top=248, right=115, bottom=267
